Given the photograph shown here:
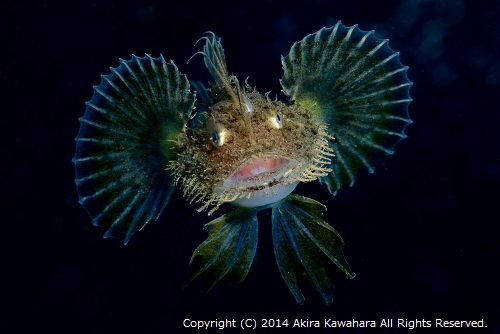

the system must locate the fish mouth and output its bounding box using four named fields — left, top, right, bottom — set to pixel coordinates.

left=221, top=156, right=299, bottom=189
